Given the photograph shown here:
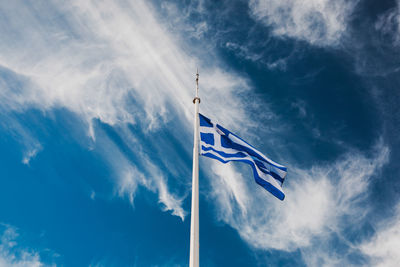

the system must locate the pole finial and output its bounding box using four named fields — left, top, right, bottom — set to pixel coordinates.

left=193, top=68, right=200, bottom=104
